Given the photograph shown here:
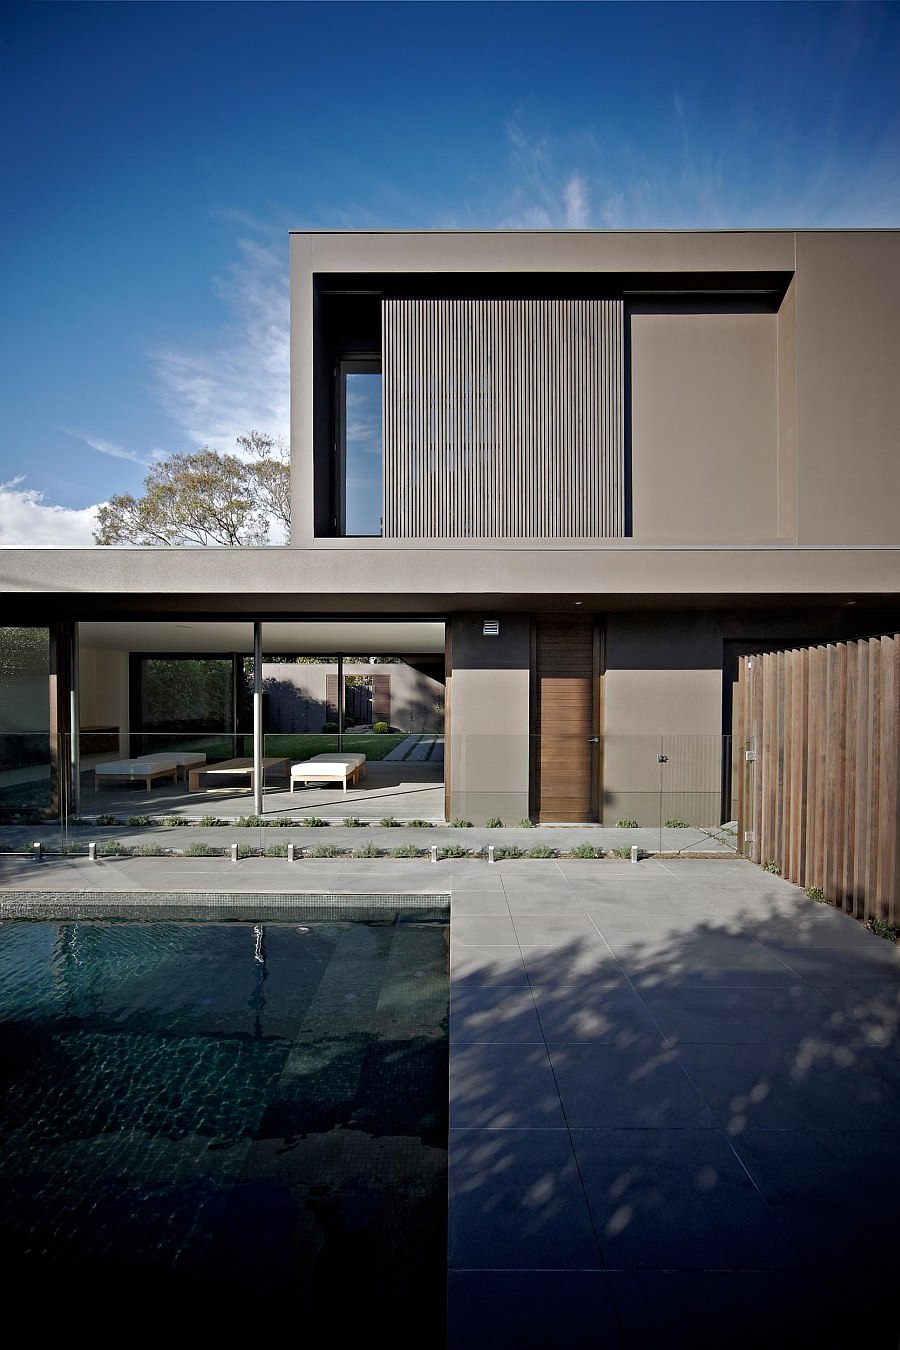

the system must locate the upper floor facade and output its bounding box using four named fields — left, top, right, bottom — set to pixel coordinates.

left=290, top=228, right=900, bottom=552
left=2, top=229, right=897, bottom=621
